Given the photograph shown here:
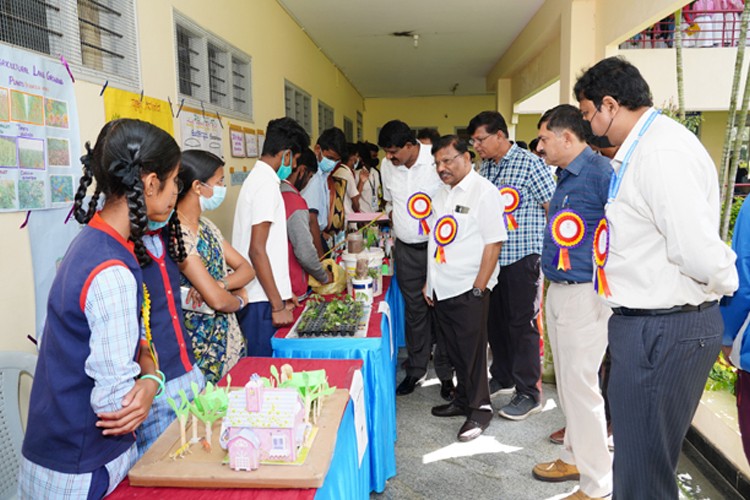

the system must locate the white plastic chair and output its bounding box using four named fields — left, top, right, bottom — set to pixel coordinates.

left=0, top=352, right=36, bottom=500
